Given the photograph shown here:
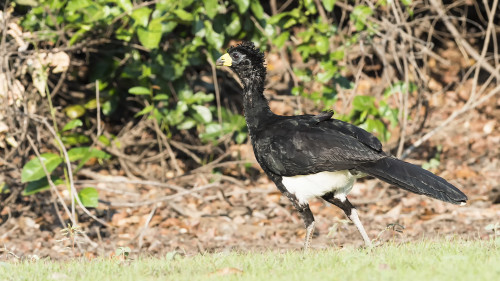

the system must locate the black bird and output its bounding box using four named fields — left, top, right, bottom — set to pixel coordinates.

left=216, top=42, right=467, bottom=249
